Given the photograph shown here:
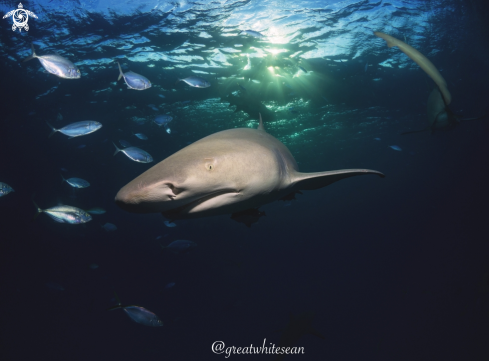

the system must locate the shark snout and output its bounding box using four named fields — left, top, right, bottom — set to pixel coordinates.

left=115, top=186, right=141, bottom=212
left=115, top=181, right=185, bottom=213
